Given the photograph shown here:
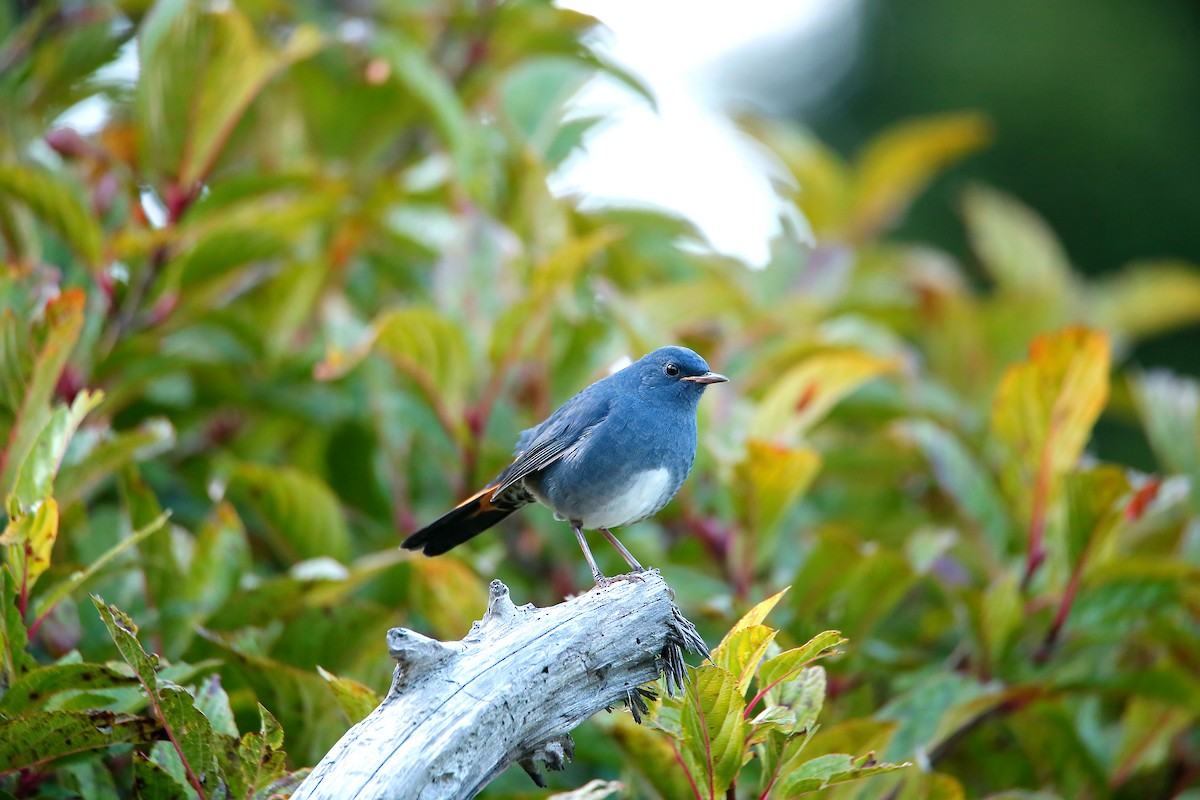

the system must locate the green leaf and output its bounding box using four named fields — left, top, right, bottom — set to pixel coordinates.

left=0, top=710, right=160, bottom=775
left=776, top=752, right=910, bottom=796
left=175, top=503, right=250, bottom=648
left=0, top=289, right=87, bottom=511
left=55, top=418, right=175, bottom=506
left=317, top=666, right=380, bottom=725
left=31, top=510, right=169, bottom=622
left=1090, top=259, right=1200, bottom=341
left=318, top=306, right=473, bottom=424
left=897, top=418, right=1012, bottom=555
left=179, top=10, right=321, bottom=186
left=990, top=327, right=1111, bottom=522
left=680, top=665, right=747, bottom=800
left=978, top=573, right=1023, bottom=669
left=1130, top=371, right=1199, bottom=492
left=609, top=718, right=696, bottom=800
left=1064, top=465, right=1130, bottom=568
left=851, top=113, right=991, bottom=239
left=230, top=704, right=288, bottom=800
left=877, top=672, right=989, bottom=762
left=0, top=572, right=32, bottom=692
left=91, top=597, right=159, bottom=692
left=199, top=630, right=338, bottom=766
left=763, top=665, right=825, bottom=734
left=193, top=673, right=238, bottom=738
left=132, top=753, right=191, bottom=800
left=93, top=597, right=220, bottom=790
left=9, top=389, right=103, bottom=512
left=964, top=184, right=1073, bottom=297
left=136, top=0, right=321, bottom=184
left=754, top=631, right=846, bottom=709
left=372, top=31, right=483, bottom=194
left=1110, top=697, right=1192, bottom=786
left=0, top=163, right=103, bottom=268
left=0, top=663, right=138, bottom=714
left=227, top=462, right=350, bottom=563
left=157, top=686, right=219, bottom=783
